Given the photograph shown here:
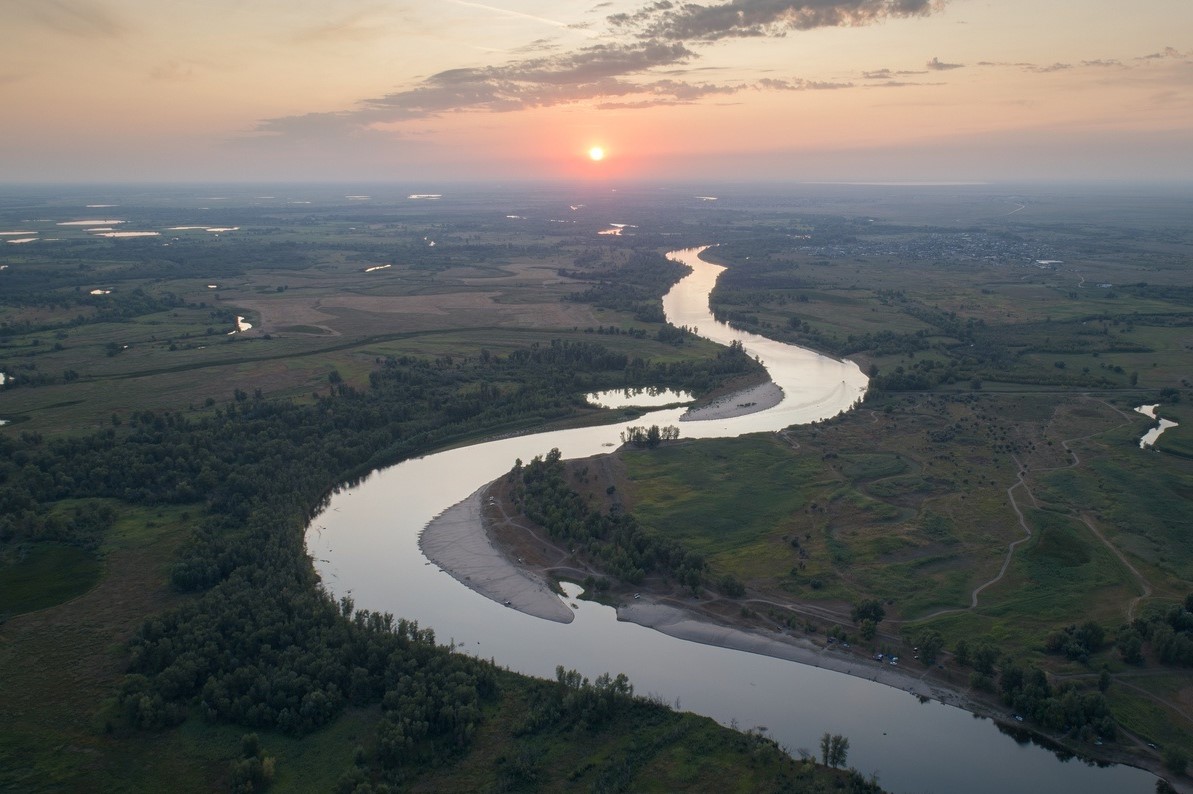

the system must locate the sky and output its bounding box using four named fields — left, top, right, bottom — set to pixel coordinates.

left=3, top=0, right=1192, bottom=183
